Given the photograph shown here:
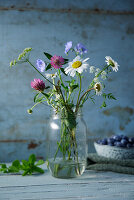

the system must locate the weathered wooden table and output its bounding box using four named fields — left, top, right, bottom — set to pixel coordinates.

left=0, top=164, right=134, bottom=200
